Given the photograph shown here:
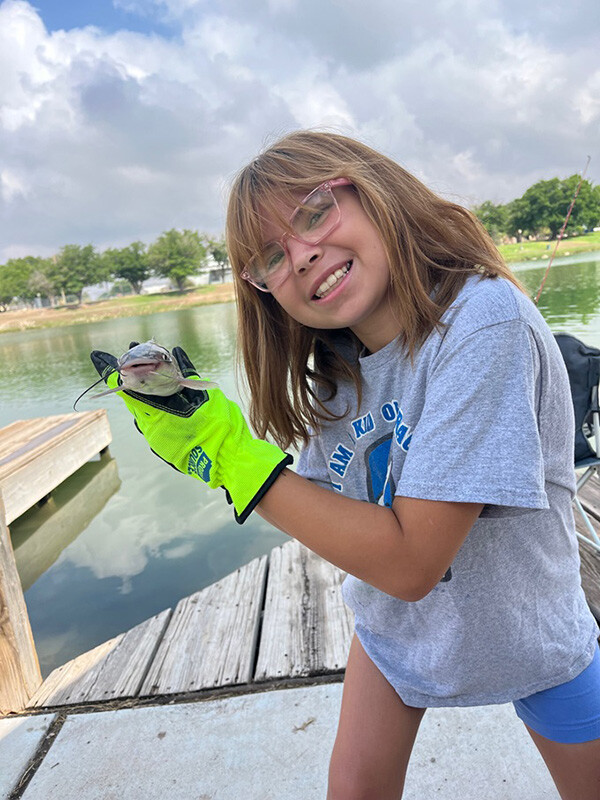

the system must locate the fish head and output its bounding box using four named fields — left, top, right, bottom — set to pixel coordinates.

left=118, top=340, right=172, bottom=376
left=117, top=340, right=180, bottom=394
